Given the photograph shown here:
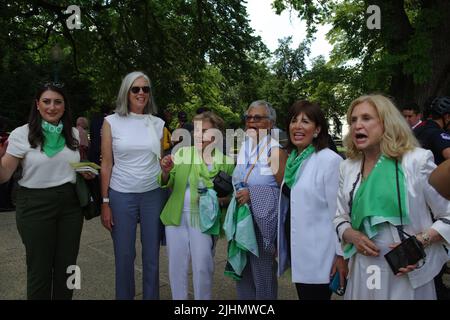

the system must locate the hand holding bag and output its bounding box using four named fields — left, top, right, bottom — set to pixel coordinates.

left=75, top=174, right=101, bottom=220
left=213, top=170, right=233, bottom=198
